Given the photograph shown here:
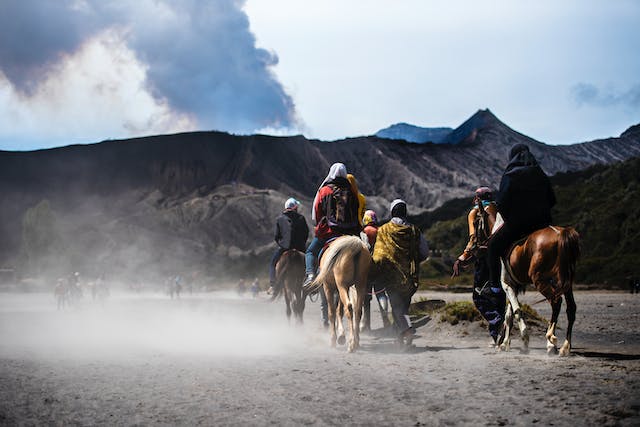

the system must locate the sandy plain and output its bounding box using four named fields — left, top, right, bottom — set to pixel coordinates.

left=0, top=288, right=639, bottom=426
